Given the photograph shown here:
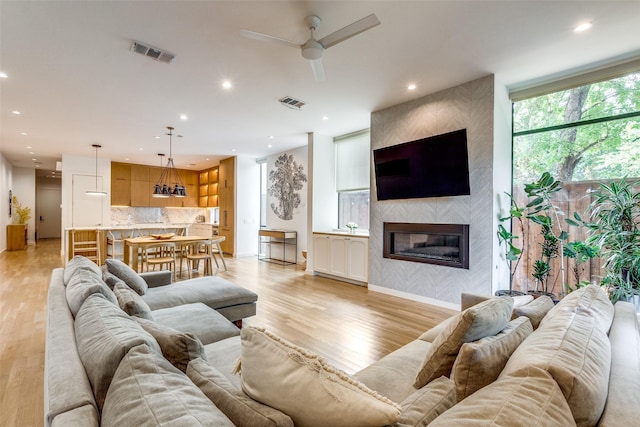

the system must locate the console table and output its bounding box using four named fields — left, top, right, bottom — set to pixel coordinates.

left=258, top=229, right=297, bottom=266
